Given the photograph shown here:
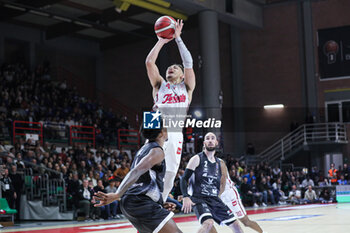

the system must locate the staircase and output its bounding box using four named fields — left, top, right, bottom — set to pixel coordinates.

left=20, top=167, right=73, bottom=220
left=1, top=152, right=73, bottom=220
left=258, top=122, right=348, bottom=164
